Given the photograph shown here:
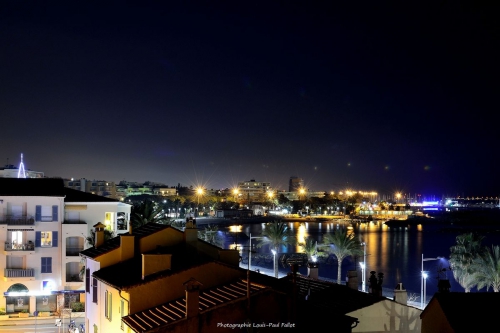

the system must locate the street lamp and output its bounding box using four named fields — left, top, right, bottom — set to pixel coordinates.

left=271, top=249, right=277, bottom=278
left=421, top=254, right=443, bottom=309
left=360, top=242, right=367, bottom=292
left=233, top=189, right=239, bottom=202
left=249, top=233, right=265, bottom=270
left=196, top=188, right=204, bottom=217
